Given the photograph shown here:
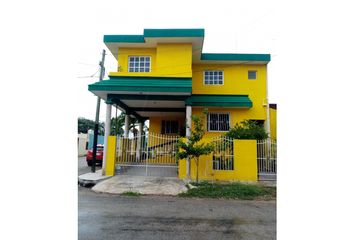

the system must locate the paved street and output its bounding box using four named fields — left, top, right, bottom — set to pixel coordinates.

left=78, top=156, right=101, bottom=176
left=78, top=186, right=276, bottom=240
